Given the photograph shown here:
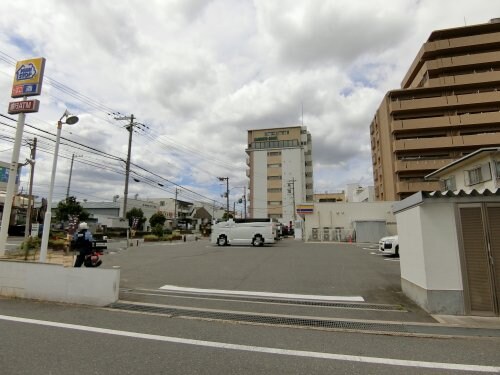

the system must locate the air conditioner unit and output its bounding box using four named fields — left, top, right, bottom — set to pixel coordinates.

left=312, top=228, right=318, bottom=240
